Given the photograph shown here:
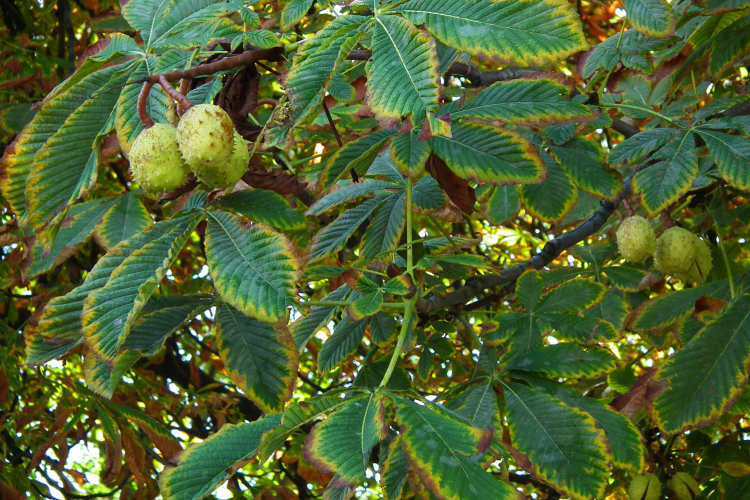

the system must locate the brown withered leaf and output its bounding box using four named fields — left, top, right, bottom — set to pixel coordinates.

left=217, top=65, right=263, bottom=142
left=121, top=422, right=148, bottom=485
left=610, top=369, right=668, bottom=420
left=425, top=153, right=475, bottom=215
left=242, top=159, right=308, bottom=196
